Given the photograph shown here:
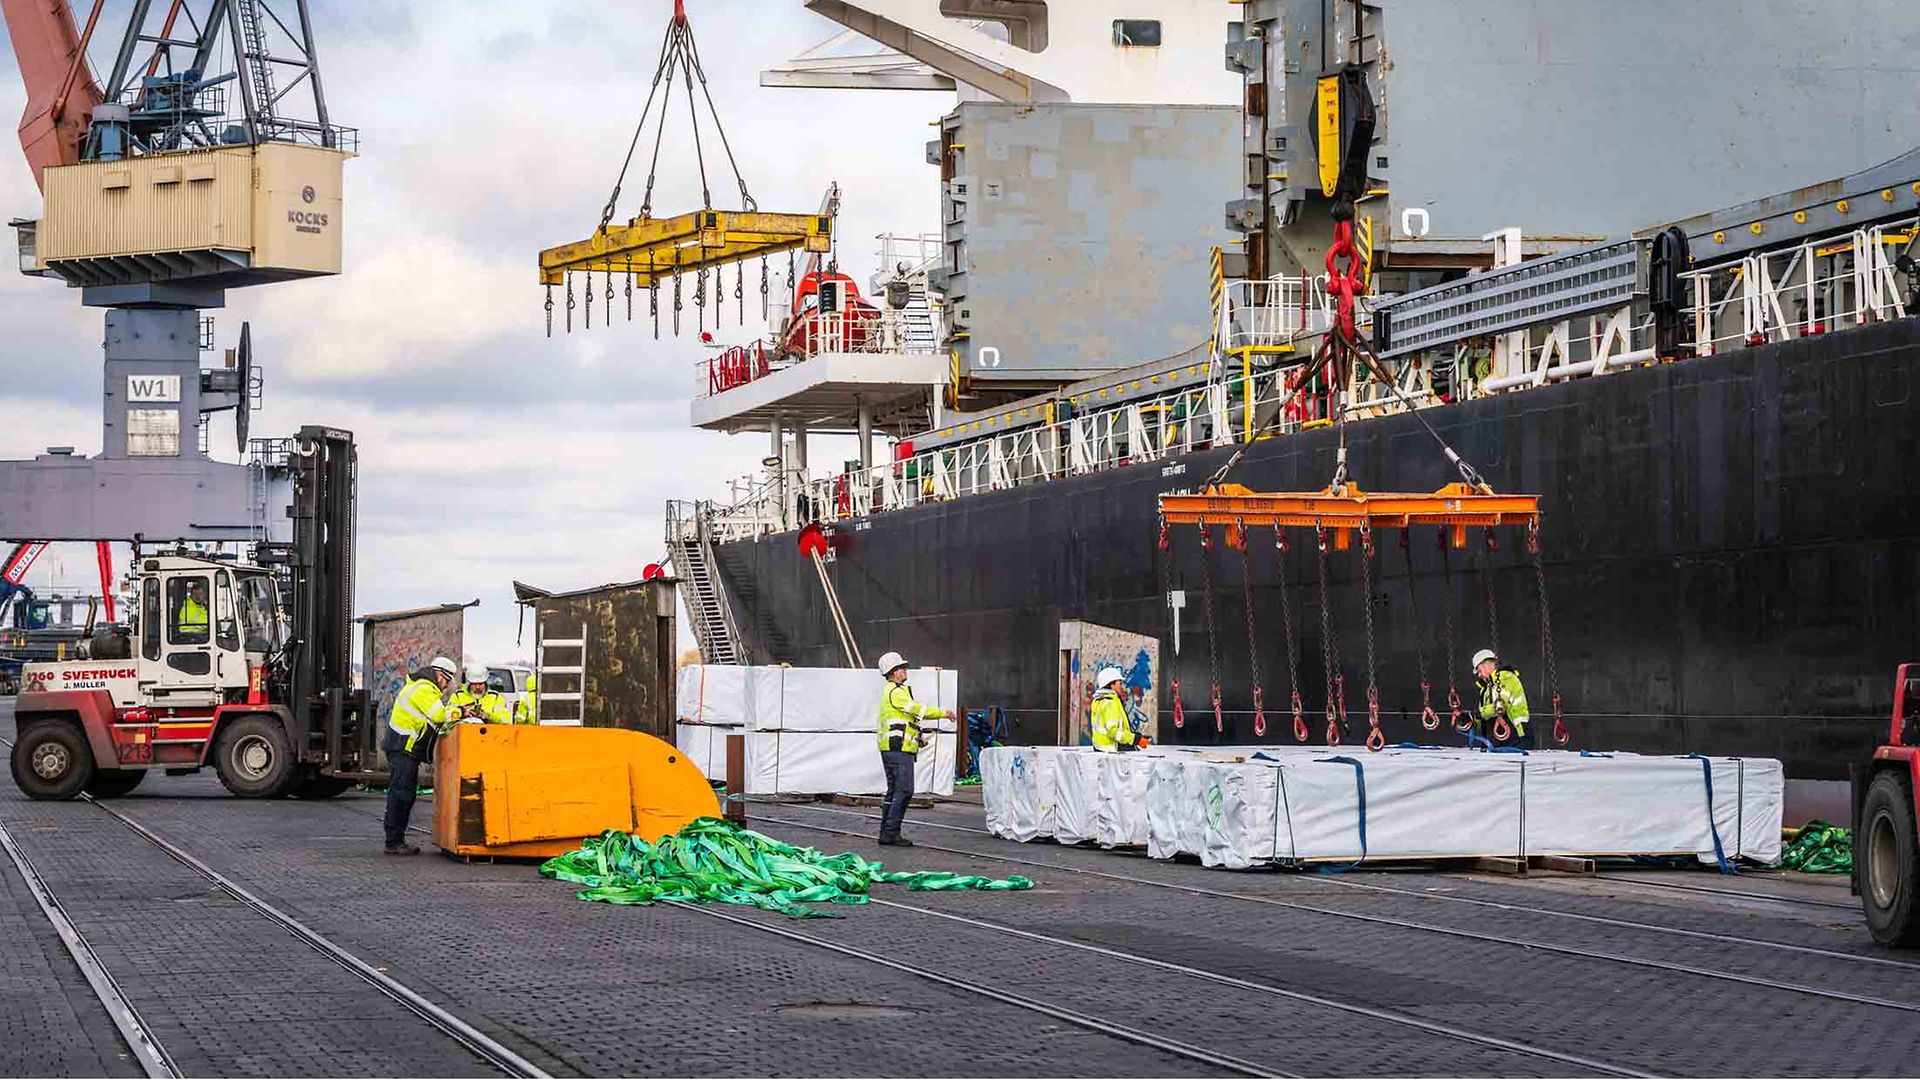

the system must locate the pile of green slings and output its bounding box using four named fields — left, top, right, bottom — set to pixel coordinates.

left=540, top=817, right=1033, bottom=918
left=1779, top=819, right=1851, bottom=875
